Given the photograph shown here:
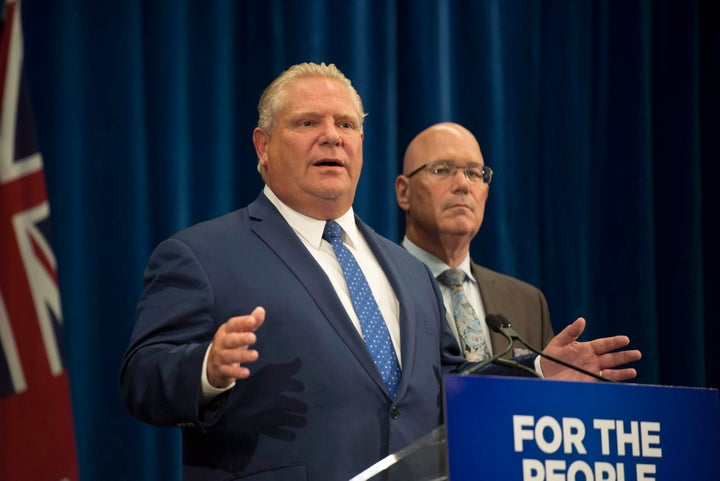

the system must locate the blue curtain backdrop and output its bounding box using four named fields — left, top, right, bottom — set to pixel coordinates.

left=17, top=0, right=718, bottom=479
